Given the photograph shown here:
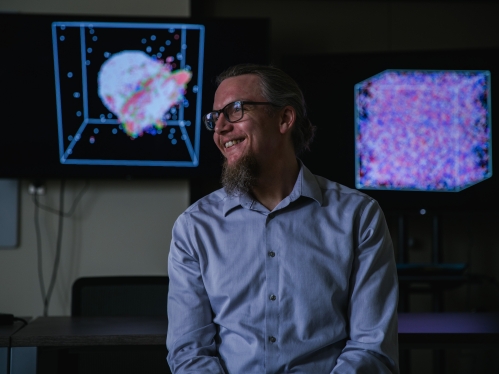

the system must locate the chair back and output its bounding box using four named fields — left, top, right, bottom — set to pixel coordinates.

left=71, top=276, right=169, bottom=317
